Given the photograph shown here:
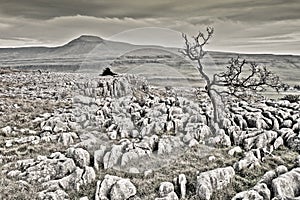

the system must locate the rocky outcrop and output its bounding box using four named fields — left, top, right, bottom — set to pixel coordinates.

left=2, top=150, right=95, bottom=199
left=38, top=189, right=69, bottom=200
left=66, top=147, right=90, bottom=168
left=1, top=70, right=300, bottom=199
left=155, top=182, right=179, bottom=200
left=232, top=165, right=289, bottom=200
left=95, top=175, right=137, bottom=200
left=196, top=167, right=235, bottom=200
left=178, top=174, right=187, bottom=199
left=0, top=126, right=13, bottom=136
left=272, top=168, right=300, bottom=199
left=110, top=179, right=137, bottom=200
left=234, top=150, right=261, bottom=171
